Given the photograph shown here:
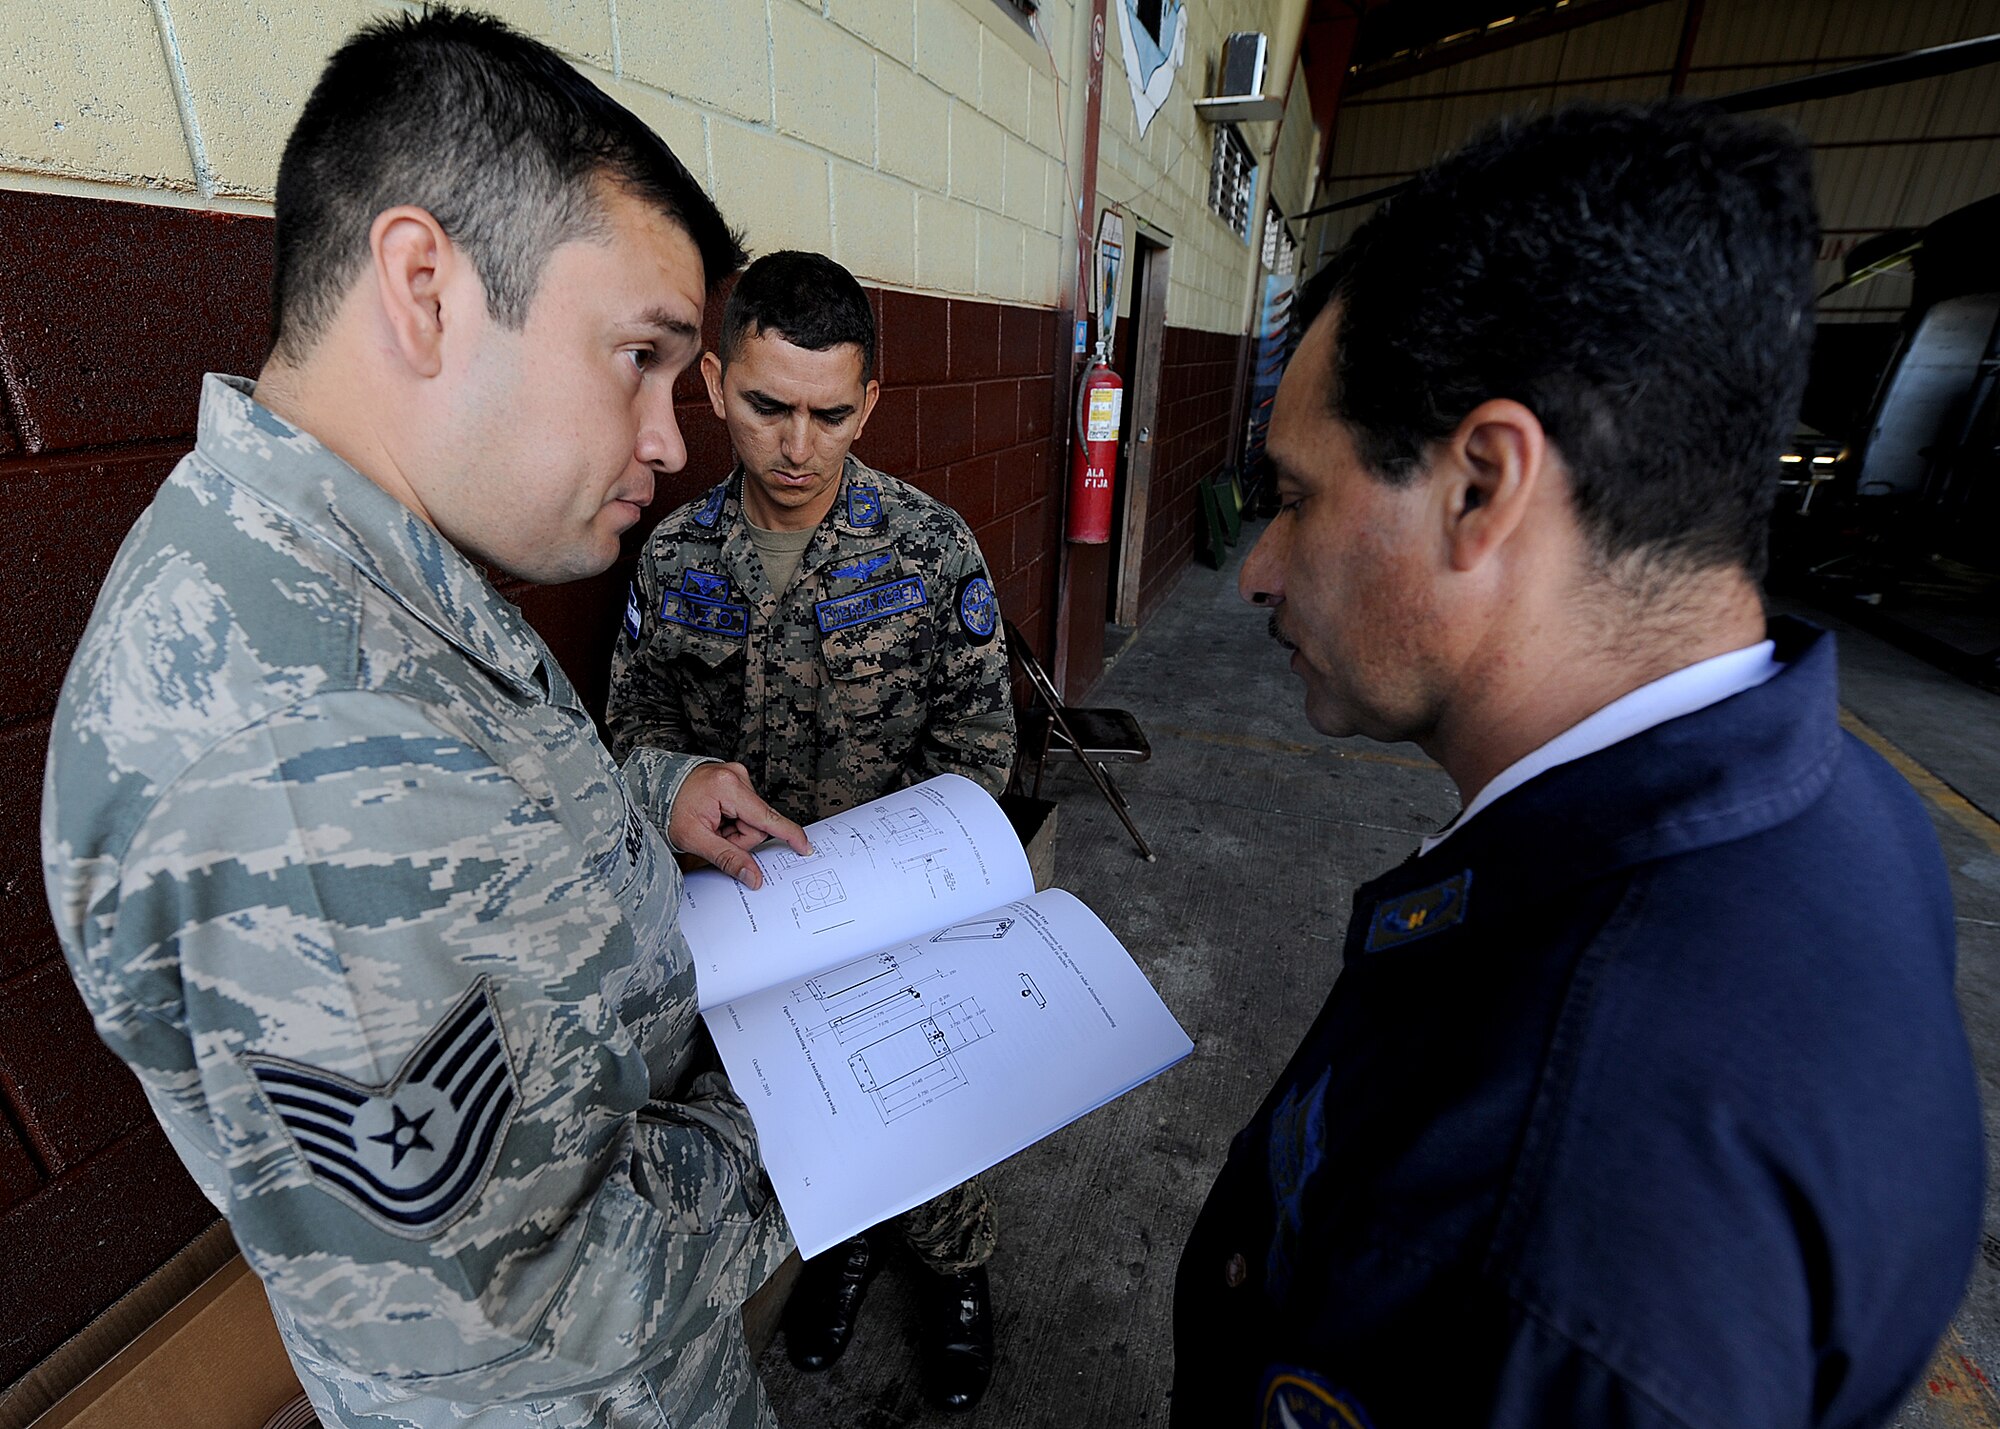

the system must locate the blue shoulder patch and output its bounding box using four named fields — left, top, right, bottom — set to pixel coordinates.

left=1259, top=1367, right=1374, bottom=1429
left=243, top=979, right=518, bottom=1239
left=956, top=572, right=998, bottom=644
left=692, top=483, right=728, bottom=529
left=1364, top=870, right=1472, bottom=952
left=831, top=552, right=895, bottom=581
left=816, top=575, right=927, bottom=633
left=846, top=485, right=883, bottom=528
left=622, top=582, right=642, bottom=642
